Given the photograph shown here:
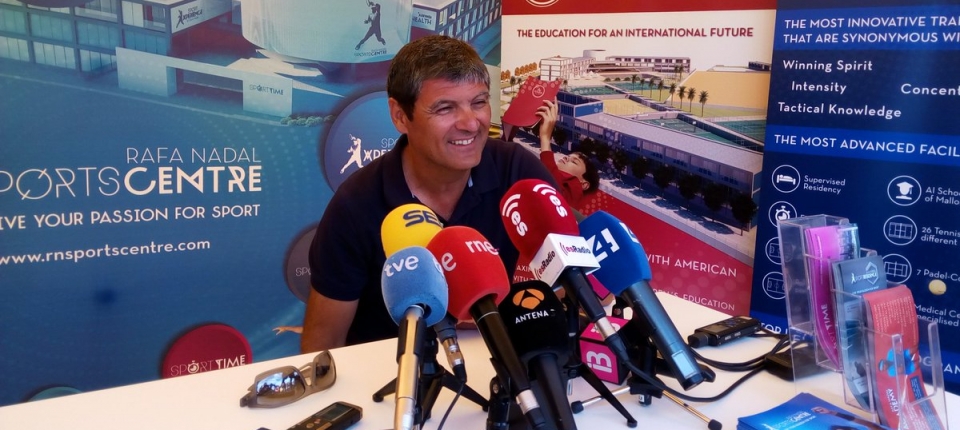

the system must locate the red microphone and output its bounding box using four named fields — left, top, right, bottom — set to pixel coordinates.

left=426, top=226, right=548, bottom=430
left=499, top=179, right=629, bottom=363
